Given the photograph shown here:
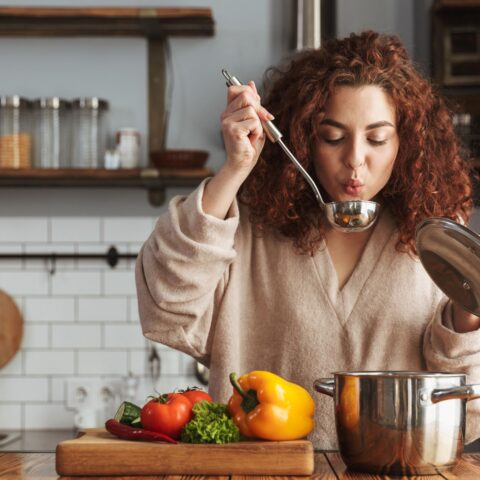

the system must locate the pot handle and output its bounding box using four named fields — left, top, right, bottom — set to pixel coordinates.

left=430, top=384, right=480, bottom=404
left=314, top=378, right=335, bottom=397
